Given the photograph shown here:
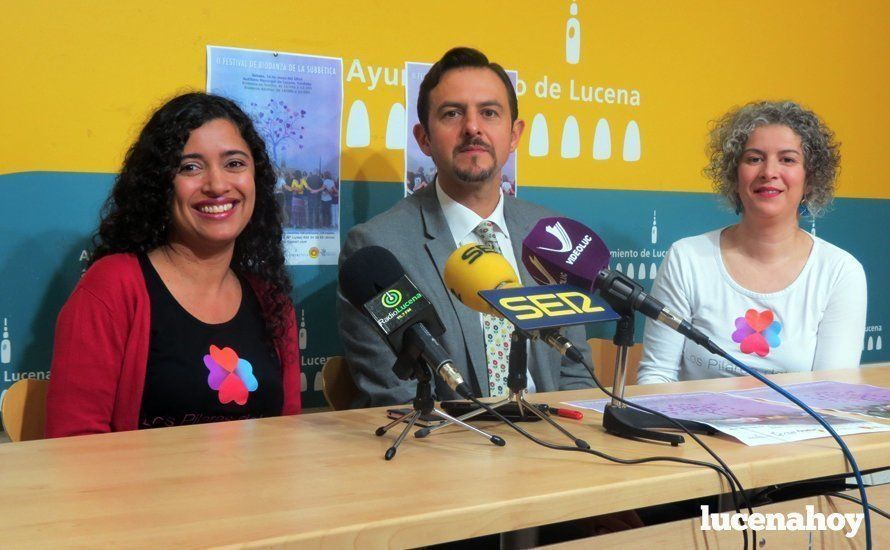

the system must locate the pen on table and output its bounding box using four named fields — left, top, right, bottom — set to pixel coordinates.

left=547, top=406, right=583, bottom=420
